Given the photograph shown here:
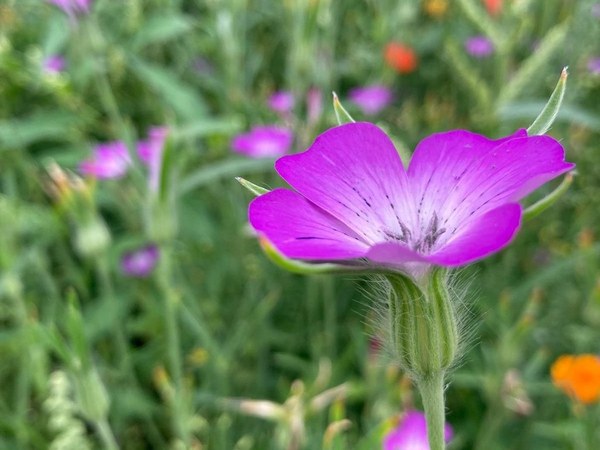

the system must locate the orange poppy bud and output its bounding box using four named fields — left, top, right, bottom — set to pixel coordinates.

left=551, top=354, right=600, bottom=404
left=384, top=42, right=418, bottom=74
left=483, top=0, right=502, bottom=16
